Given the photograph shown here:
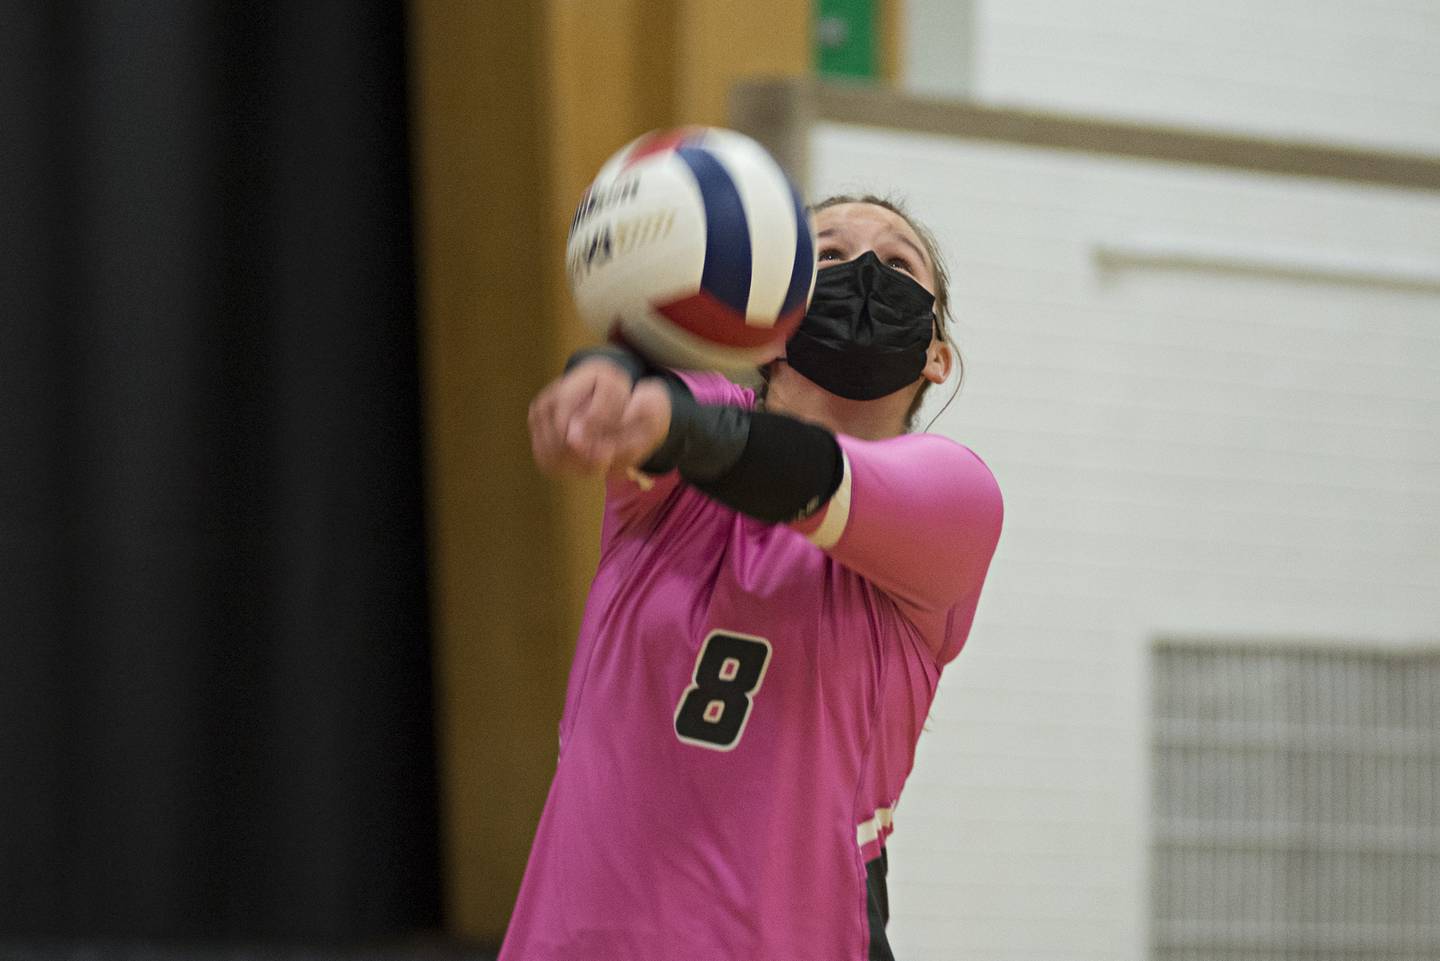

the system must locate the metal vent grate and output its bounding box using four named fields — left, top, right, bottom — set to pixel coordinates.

left=1152, top=643, right=1440, bottom=961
